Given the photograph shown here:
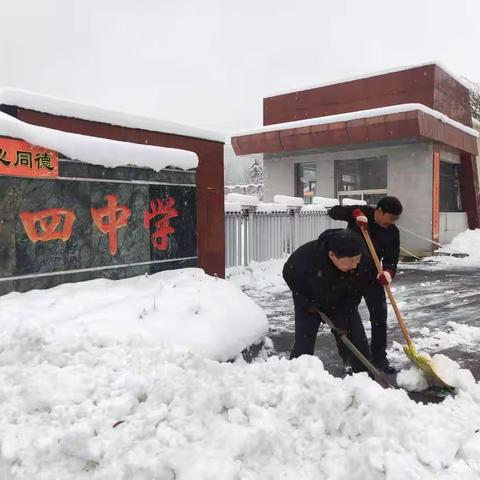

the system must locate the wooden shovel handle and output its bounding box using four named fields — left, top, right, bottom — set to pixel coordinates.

left=360, top=226, right=413, bottom=346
